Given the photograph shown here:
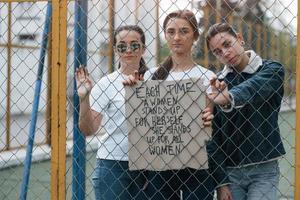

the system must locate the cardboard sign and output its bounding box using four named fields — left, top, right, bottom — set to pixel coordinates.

left=125, top=78, right=211, bottom=171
